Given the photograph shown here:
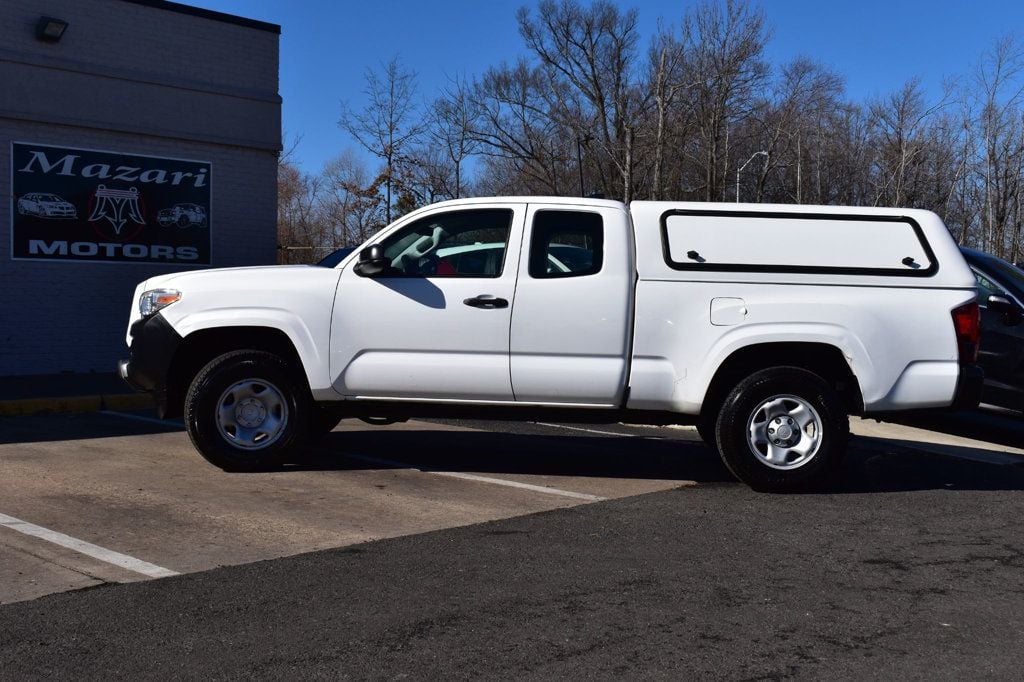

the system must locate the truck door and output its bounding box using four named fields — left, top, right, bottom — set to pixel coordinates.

left=509, top=204, right=634, bottom=405
left=331, top=205, right=525, bottom=401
